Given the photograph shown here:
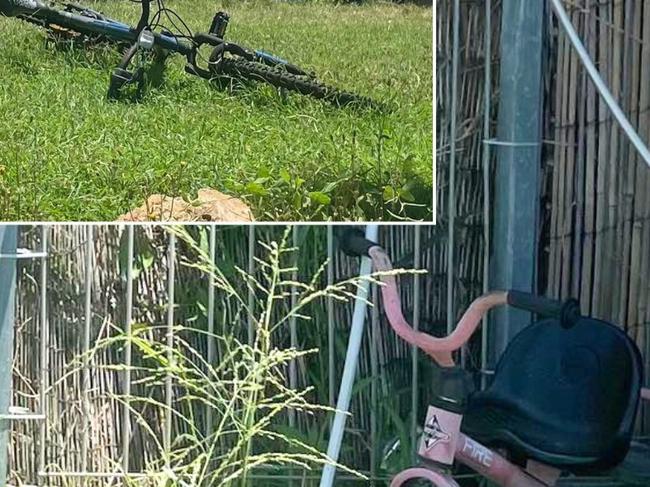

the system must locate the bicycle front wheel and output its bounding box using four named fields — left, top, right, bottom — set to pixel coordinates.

left=217, top=57, right=374, bottom=108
